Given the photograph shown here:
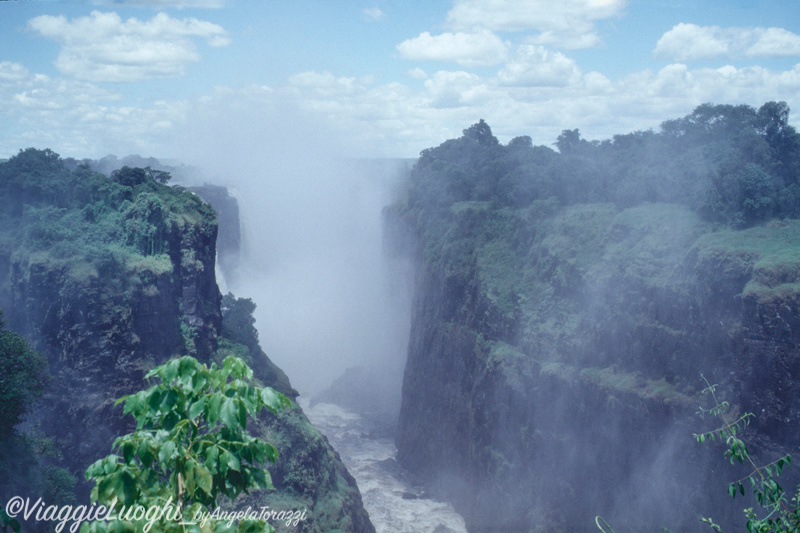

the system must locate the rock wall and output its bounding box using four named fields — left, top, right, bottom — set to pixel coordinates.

left=0, top=162, right=374, bottom=532
left=392, top=204, right=800, bottom=532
